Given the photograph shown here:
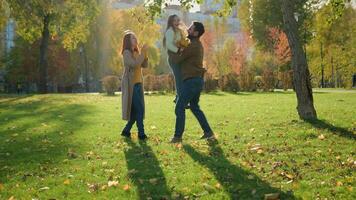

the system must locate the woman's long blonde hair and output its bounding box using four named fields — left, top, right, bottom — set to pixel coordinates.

left=163, top=14, right=179, bottom=48
left=121, top=31, right=139, bottom=55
